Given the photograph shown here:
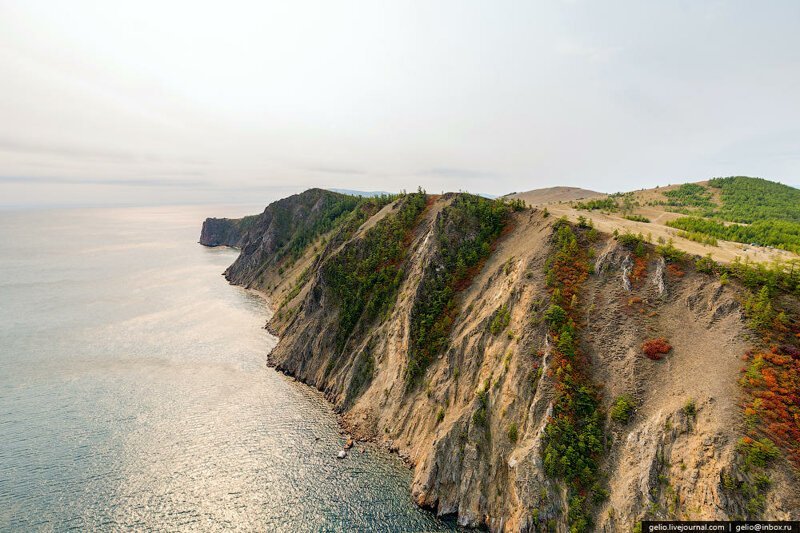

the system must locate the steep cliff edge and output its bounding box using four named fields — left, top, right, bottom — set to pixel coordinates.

left=199, top=216, right=253, bottom=247
left=203, top=189, right=800, bottom=531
